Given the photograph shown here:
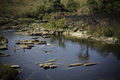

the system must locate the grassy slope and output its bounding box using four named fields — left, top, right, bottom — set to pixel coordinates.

left=0, top=0, right=87, bottom=17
